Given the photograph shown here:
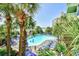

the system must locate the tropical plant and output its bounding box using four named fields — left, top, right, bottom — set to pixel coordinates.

left=52, top=11, right=79, bottom=55
left=0, top=4, right=15, bottom=55
left=0, top=24, right=6, bottom=44
left=34, top=26, right=43, bottom=34
left=0, top=47, right=7, bottom=56
left=0, top=47, right=18, bottom=56
left=25, top=16, right=36, bottom=29
left=10, top=18, right=19, bottom=38
left=45, top=27, right=52, bottom=34
left=37, top=48, right=57, bottom=56
left=12, top=3, right=39, bottom=56
left=25, top=16, right=36, bottom=36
